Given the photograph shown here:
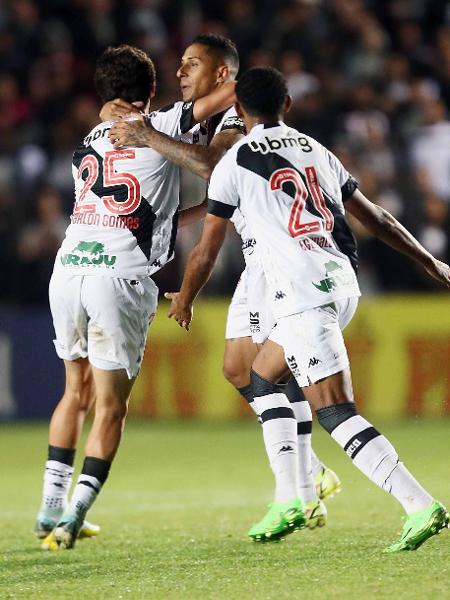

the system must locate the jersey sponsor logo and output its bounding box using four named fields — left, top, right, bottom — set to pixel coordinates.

left=249, top=135, right=312, bottom=155
left=274, top=290, right=286, bottom=300
left=220, top=116, right=245, bottom=131
left=60, top=240, right=116, bottom=268
left=83, top=127, right=110, bottom=148
left=312, top=260, right=354, bottom=293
